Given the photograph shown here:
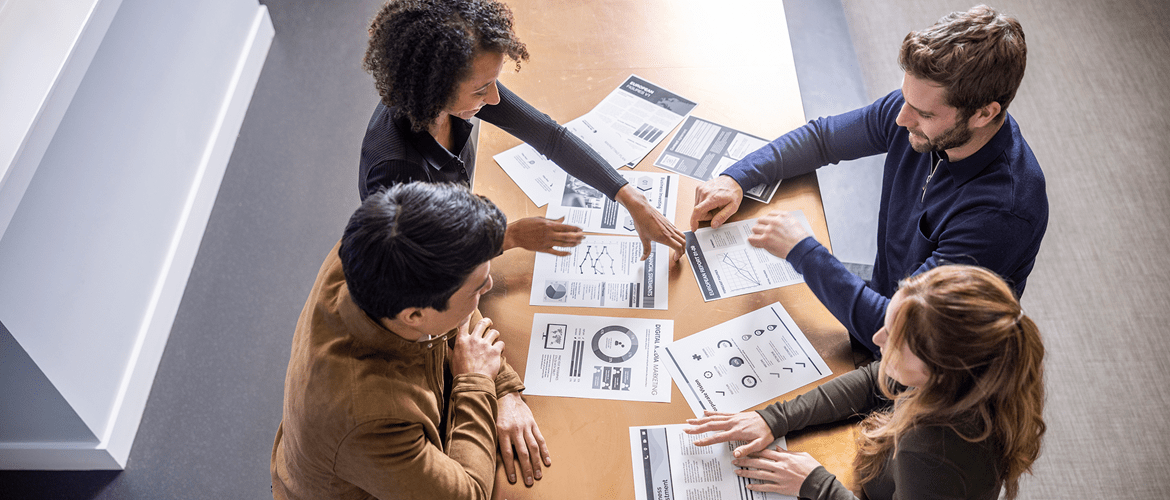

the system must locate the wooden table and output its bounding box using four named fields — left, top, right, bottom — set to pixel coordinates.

left=474, top=1, right=861, bottom=497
